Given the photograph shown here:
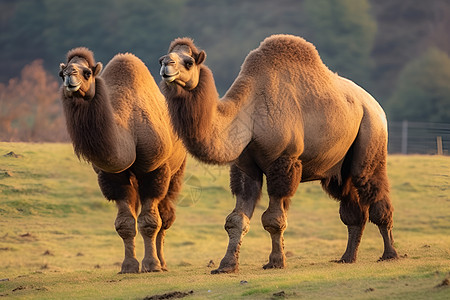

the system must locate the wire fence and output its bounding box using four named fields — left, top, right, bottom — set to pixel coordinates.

left=388, top=121, right=450, bottom=155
